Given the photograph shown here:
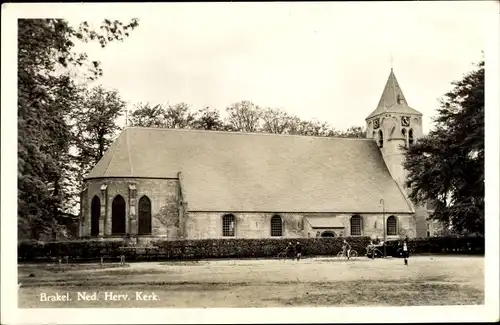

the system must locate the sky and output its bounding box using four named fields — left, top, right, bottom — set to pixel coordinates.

left=63, top=1, right=490, bottom=135
left=1, top=3, right=499, bottom=323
